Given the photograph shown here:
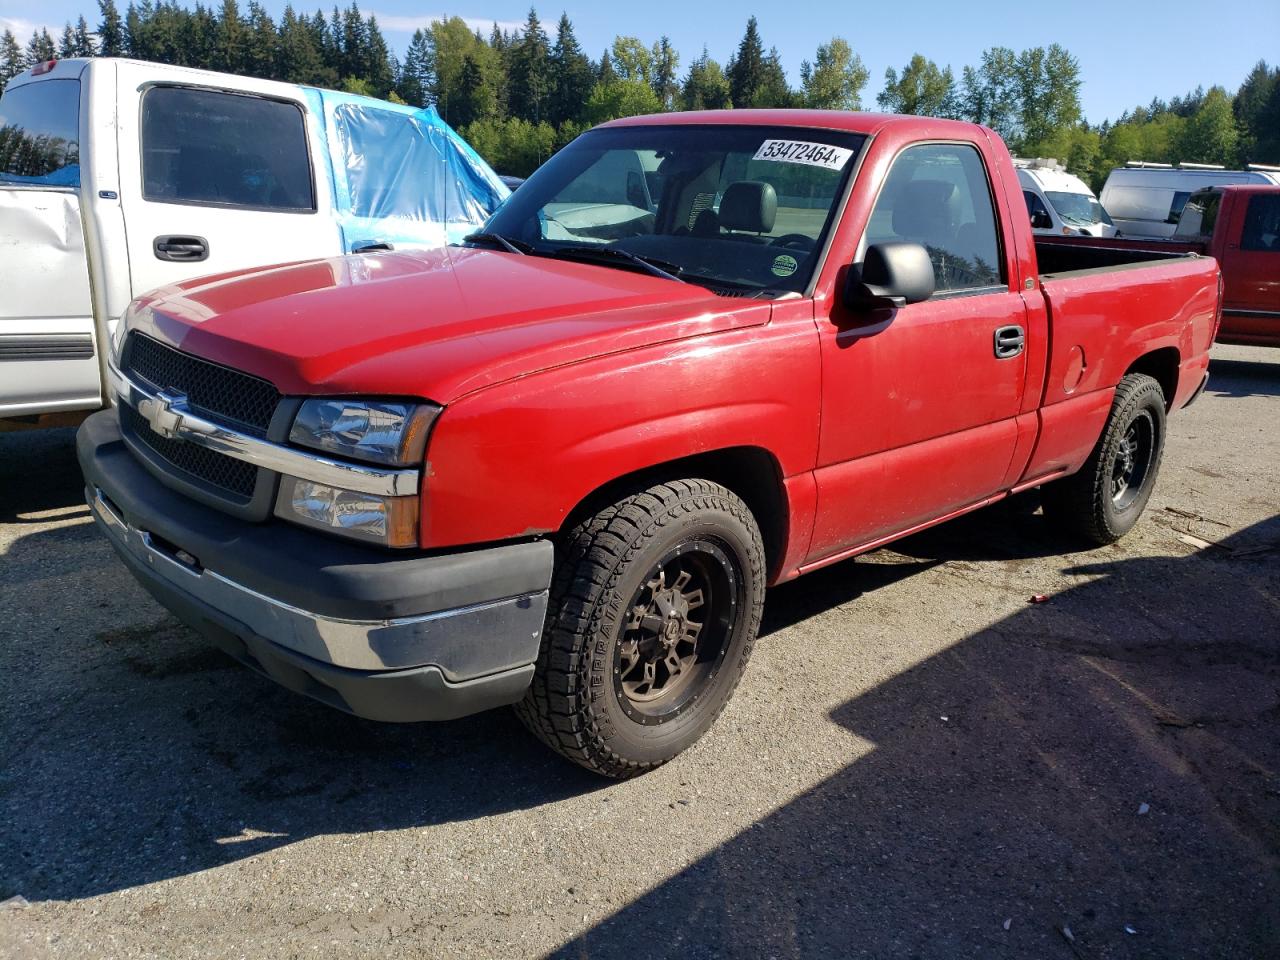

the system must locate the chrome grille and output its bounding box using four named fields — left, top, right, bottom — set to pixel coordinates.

left=123, top=332, right=279, bottom=436
left=120, top=403, right=257, bottom=501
